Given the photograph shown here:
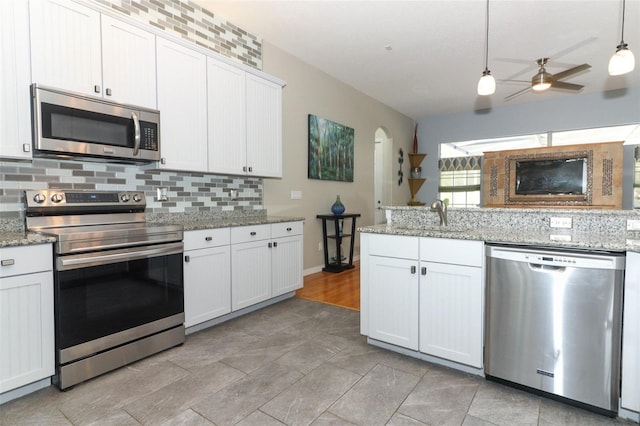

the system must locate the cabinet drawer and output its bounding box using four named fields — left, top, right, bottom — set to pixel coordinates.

left=184, top=228, right=230, bottom=251
left=420, top=238, right=483, bottom=267
left=271, top=221, right=302, bottom=238
left=368, top=234, right=419, bottom=259
left=0, top=244, right=53, bottom=278
left=231, top=224, right=271, bottom=244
